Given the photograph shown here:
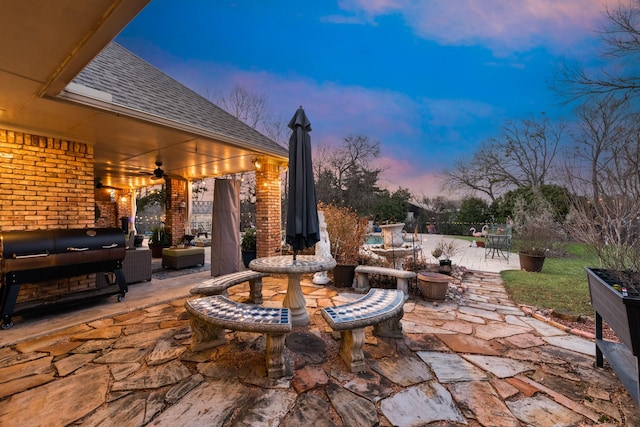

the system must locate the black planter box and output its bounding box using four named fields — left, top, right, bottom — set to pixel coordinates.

left=586, top=267, right=640, bottom=407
